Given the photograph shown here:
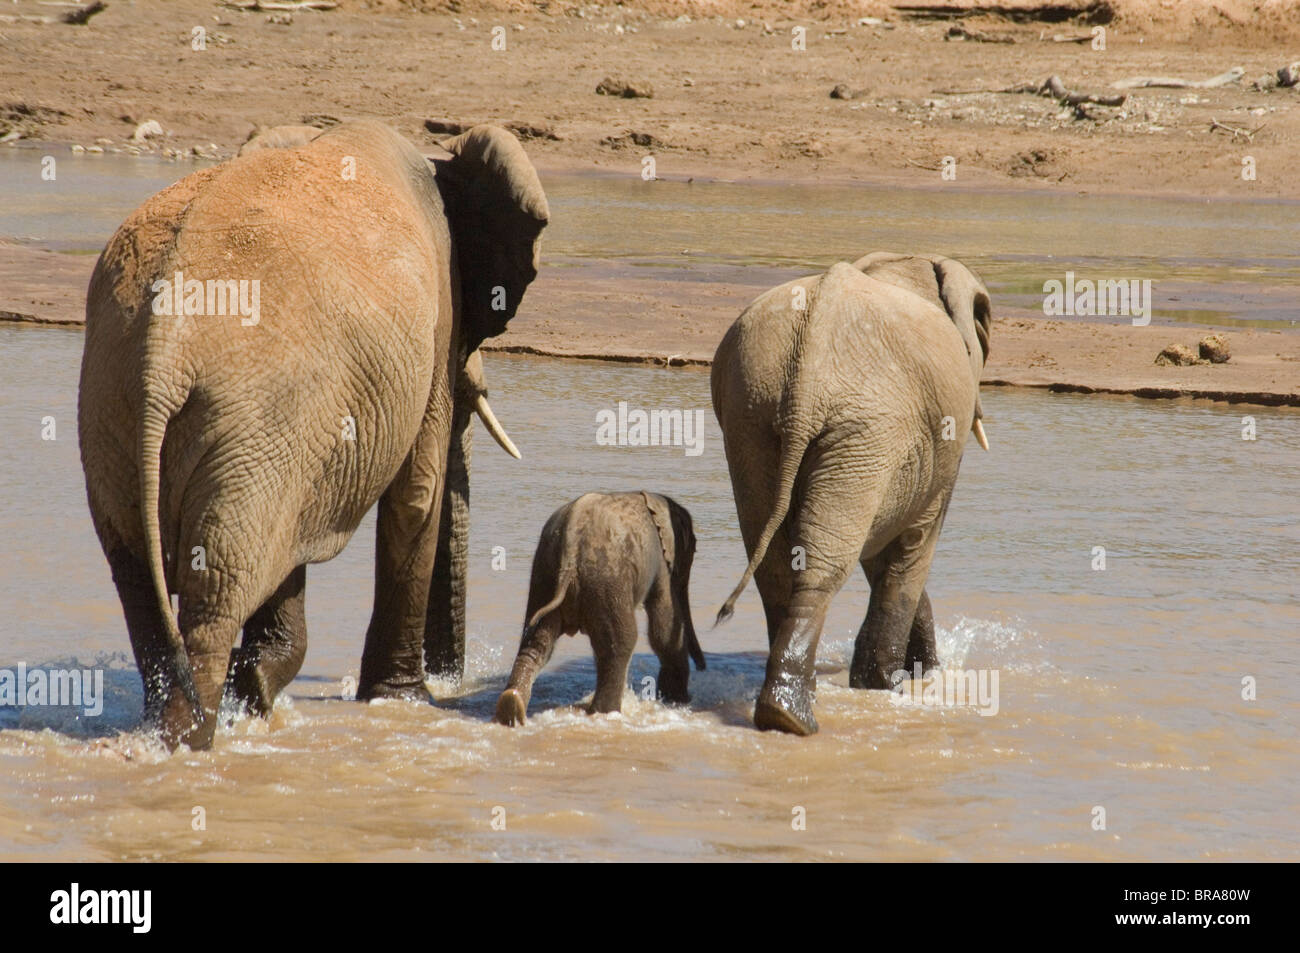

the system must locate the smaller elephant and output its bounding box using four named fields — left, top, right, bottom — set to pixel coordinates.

left=494, top=492, right=705, bottom=725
